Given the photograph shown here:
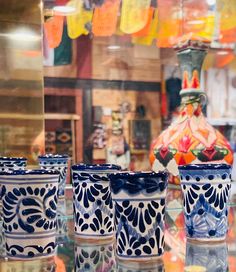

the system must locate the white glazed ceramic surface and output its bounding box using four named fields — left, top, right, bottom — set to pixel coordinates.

left=72, top=164, right=121, bottom=241
left=109, top=172, right=168, bottom=262
left=75, top=242, right=116, bottom=272
left=179, top=164, right=232, bottom=241
left=0, top=170, right=59, bottom=259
